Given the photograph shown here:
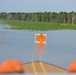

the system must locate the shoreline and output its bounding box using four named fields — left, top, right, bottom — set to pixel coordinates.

left=2, top=20, right=76, bottom=31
